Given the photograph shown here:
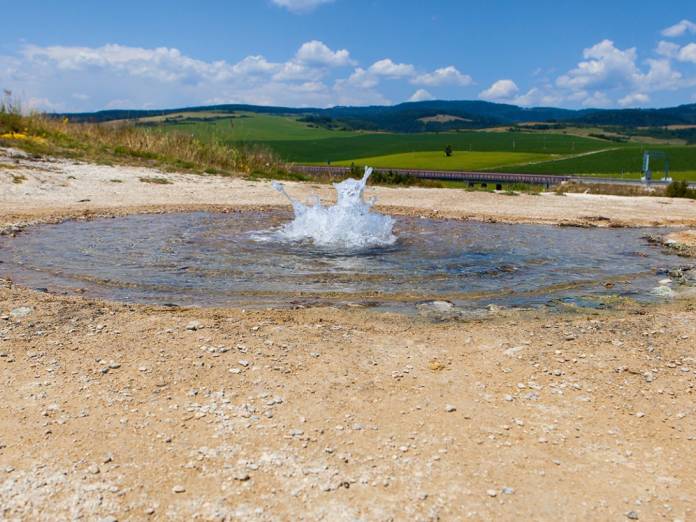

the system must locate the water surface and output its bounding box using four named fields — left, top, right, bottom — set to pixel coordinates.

left=0, top=211, right=680, bottom=312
